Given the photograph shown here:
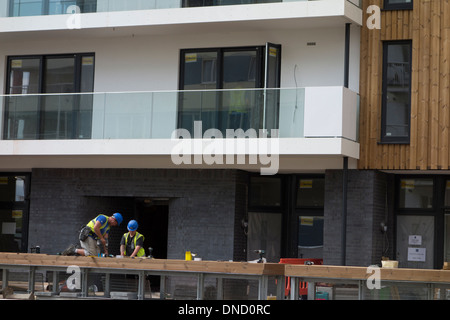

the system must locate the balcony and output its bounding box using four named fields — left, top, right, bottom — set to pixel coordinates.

left=0, top=0, right=362, bottom=38
left=1, top=0, right=361, bottom=18
left=0, top=87, right=359, bottom=171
